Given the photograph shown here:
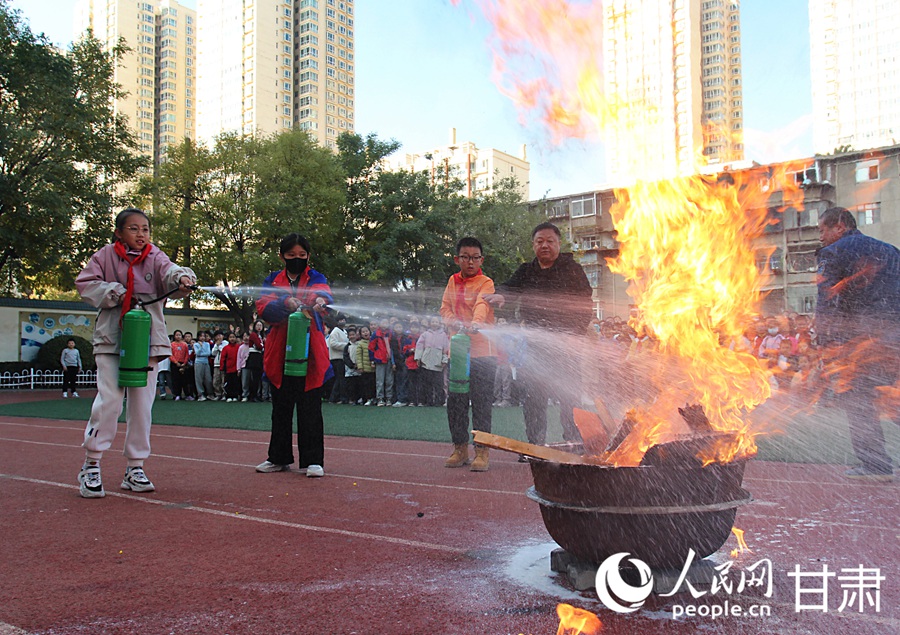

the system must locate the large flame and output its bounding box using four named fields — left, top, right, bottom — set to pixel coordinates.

left=461, top=0, right=818, bottom=466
